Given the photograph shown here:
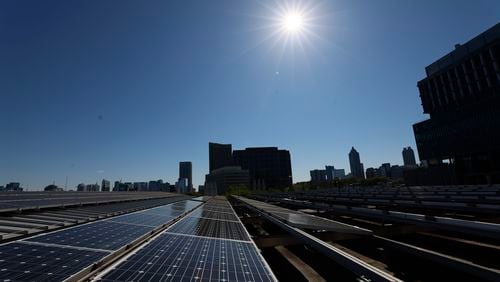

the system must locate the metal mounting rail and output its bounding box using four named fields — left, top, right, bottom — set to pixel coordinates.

left=234, top=196, right=402, bottom=282
left=374, top=235, right=500, bottom=281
